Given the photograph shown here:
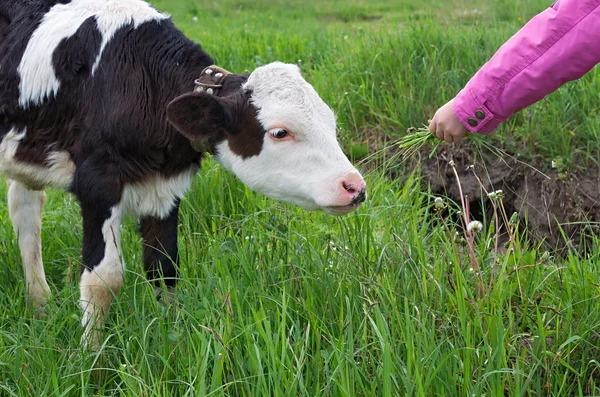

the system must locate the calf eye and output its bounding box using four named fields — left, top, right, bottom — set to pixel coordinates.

left=268, top=128, right=289, bottom=139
